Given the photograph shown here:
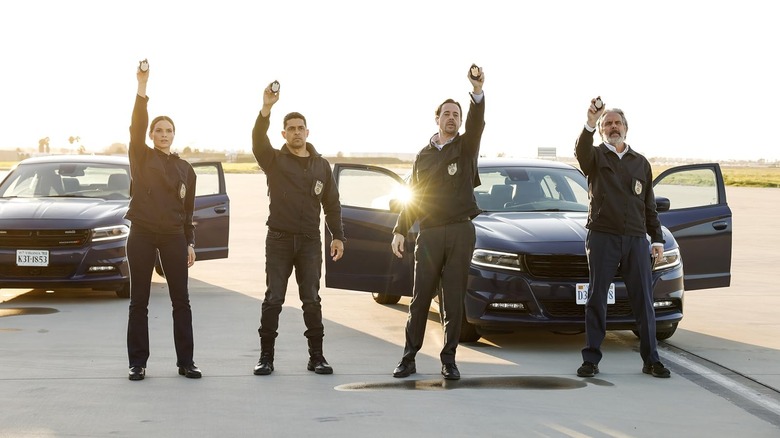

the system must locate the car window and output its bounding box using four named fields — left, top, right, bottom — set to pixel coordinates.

left=654, top=167, right=718, bottom=209
left=193, top=163, right=220, bottom=196
left=477, top=166, right=589, bottom=212
left=338, top=168, right=409, bottom=210
left=0, top=162, right=130, bottom=200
